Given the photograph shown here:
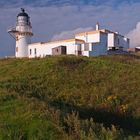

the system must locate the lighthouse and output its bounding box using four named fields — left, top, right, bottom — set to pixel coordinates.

left=8, top=8, right=33, bottom=58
